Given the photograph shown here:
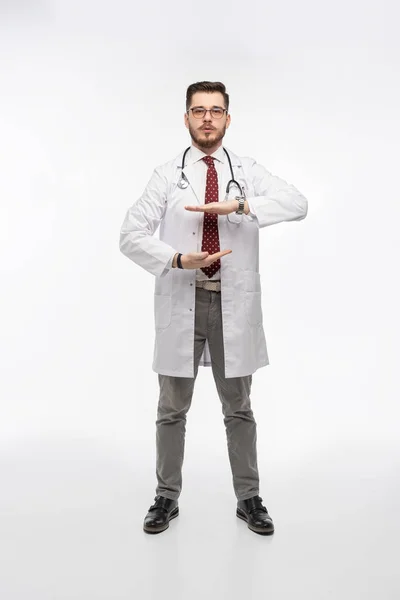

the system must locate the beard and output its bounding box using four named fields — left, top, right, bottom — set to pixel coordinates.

left=188, top=123, right=226, bottom=149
